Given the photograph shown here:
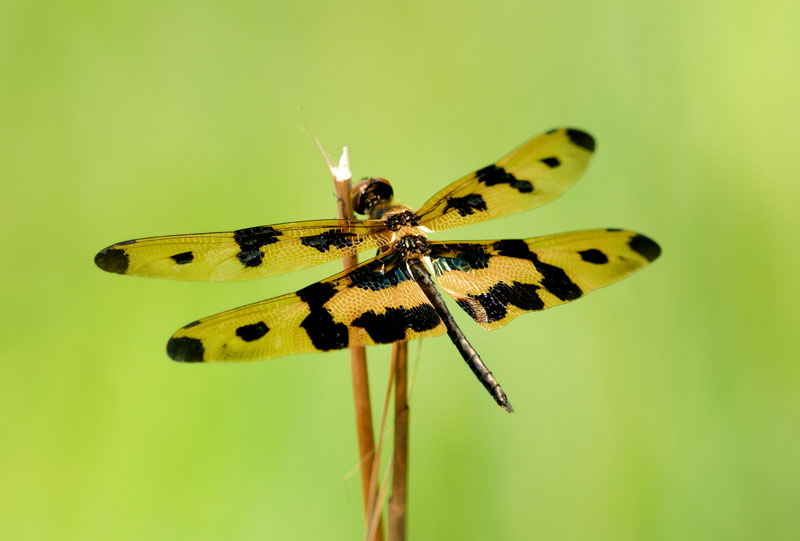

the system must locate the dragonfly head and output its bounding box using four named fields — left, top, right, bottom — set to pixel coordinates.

left=352, top=177, right=394, bottom=218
